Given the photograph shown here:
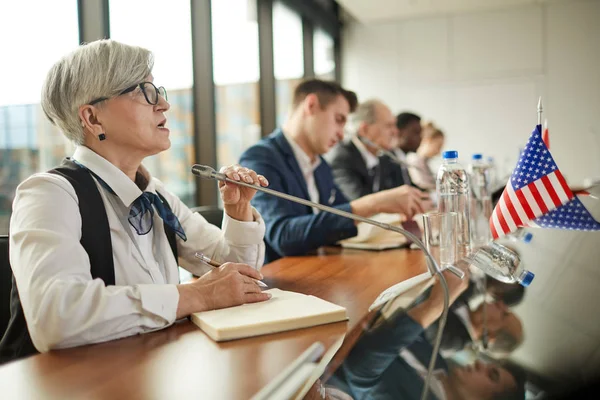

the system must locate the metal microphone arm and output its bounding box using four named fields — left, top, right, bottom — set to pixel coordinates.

left=191, top=164, right=461, bottom=400
left=191, top=164, right=462, bottom=279
left=357, top=136, right=417, bottom=171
